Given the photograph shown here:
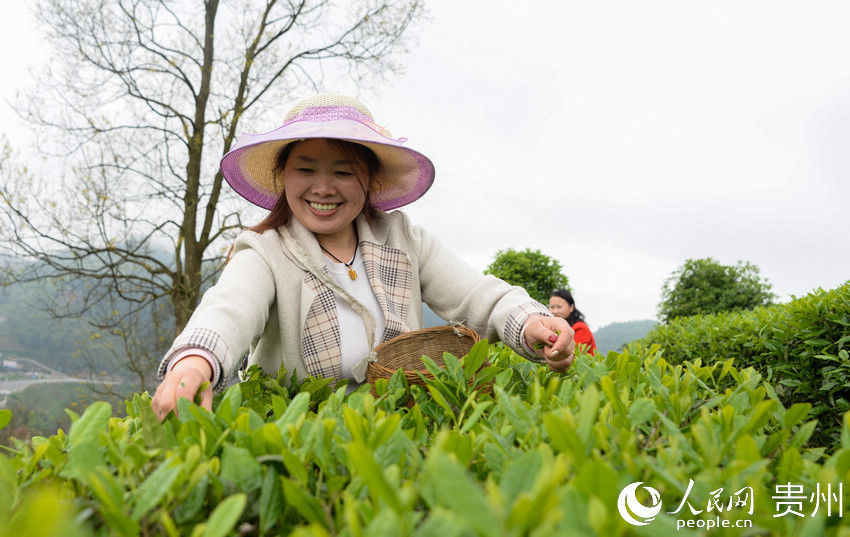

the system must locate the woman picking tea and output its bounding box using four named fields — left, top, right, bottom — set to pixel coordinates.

left=152, top=94, right=575, bottom=418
